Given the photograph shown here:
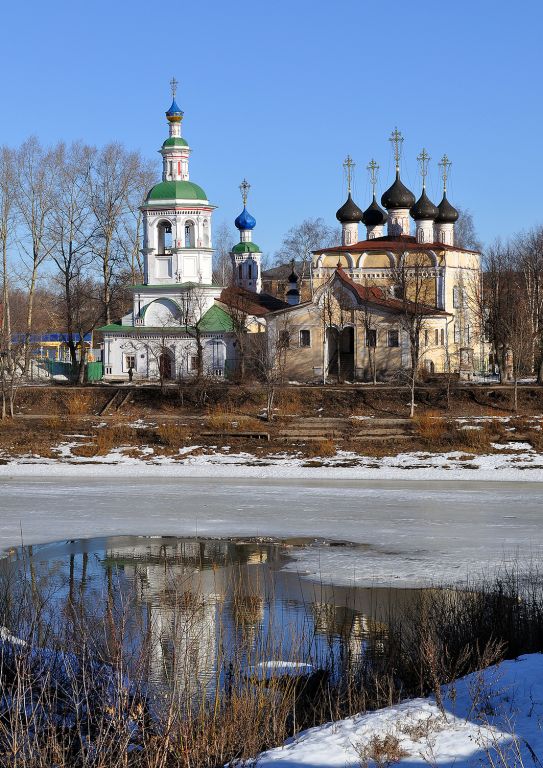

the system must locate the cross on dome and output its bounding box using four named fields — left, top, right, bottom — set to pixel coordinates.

left=439, top=154, right=452, bottom=192
left=389, top=127, right=404, bottom=171
left=367, top=159, right=379, bottom=196
left=343, top=155, right=355, bottom=194
left=417, top=148, right=431, bottom=188
left=170, top=76, right=178, bottom=99
left=239, top=178, right=251, bottom=206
